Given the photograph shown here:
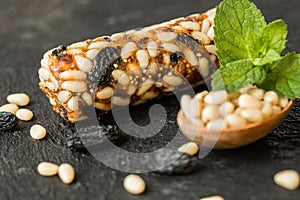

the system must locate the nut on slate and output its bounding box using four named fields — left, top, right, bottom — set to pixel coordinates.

left=7, top=93, right=30, bottom=106
left=123, top=174, right=146, bottom=195
left=30, top=124, right=46, bottom=139
left=274, top=169, right=300, bottom=190
left=199, top=195, right=224, bottom=200
left=0, top=103, right=19, bottom=115
left=16, top=108, right=33, bottom=121
left=178, top=142, right=199, bottom=156
left=58, top=163, right=75, bottom=184
left=37, top=162, right=59, bottom=177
